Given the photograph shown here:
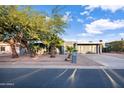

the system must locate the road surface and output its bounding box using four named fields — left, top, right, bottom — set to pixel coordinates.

left=0, top=68, right=124, bottom=88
